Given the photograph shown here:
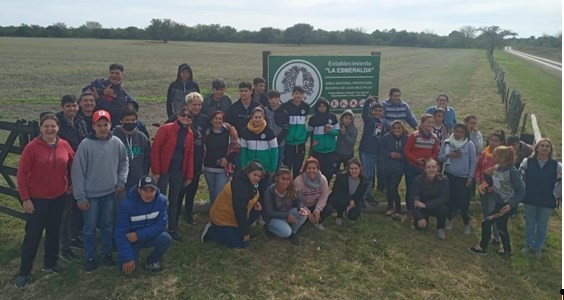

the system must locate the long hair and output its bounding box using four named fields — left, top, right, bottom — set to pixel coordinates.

left=275, top=166, right=297, bottom=201
left=493, top=146, right=515, bottom=167
left=532, top=138, right=554, bottom=160
left=346, top=158, right=364, bottom=178
left=300, top=157, right=320, bottom=174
